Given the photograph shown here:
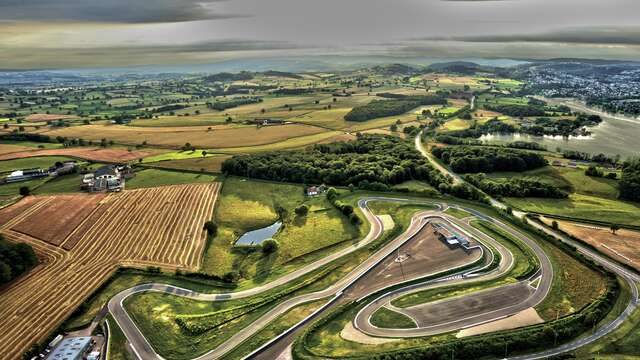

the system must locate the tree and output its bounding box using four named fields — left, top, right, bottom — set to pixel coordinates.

left=19, top=186, right=30, bottom=196
left=551, top=221, right=559, bottom=230
left=390, top=124, right=398, bottom=132
left=294, top=204, right=309, bottom=216
left=262, top=239, right=279, bottom=254
left=610, top=224, right=620, bottom=235
left=326, top=187, right=338, bottom=201
left=203, top=221, right=218, bottom=237
left=202, top=150, right=208, bottom=158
